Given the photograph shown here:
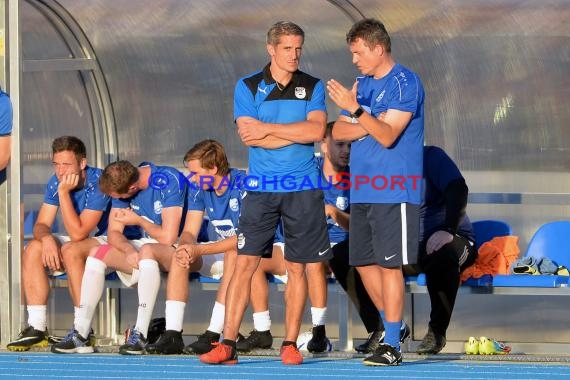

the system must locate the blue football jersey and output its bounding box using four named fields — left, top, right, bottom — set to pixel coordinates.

left=111, top=162, right=187, bottom=238
left=187, top=168, right=246, bottom=241
left=316, top=157, right=350, bottom=244
left=44, top=166, right=110, bottom=236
